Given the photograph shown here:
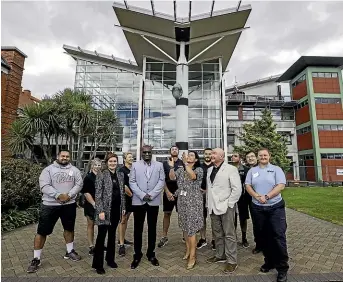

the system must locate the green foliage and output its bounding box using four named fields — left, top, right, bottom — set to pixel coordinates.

left=7, top=87, right=121, bottom=167
left=1, top=205, right=40, bottom=232
left=1, top=159, right=42, bottom=210
left=234, top=108, right=290, bottom=172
